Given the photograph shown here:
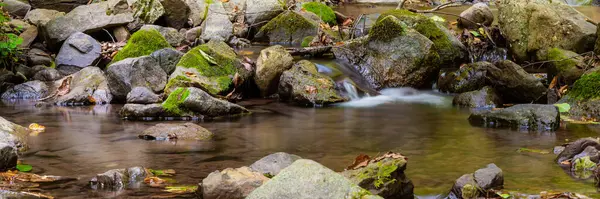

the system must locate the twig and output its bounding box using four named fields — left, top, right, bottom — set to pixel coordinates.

left=409, top=9, right=496, bottom=47
left=522, top=51, right=593, bottom=68
left=102, top=29, right=116, bottom=43
left=586, top=18, right=598, bottom=26
left=396, top=0, right=406, bottom=9
left=411, top=1, right=464, bottom=13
